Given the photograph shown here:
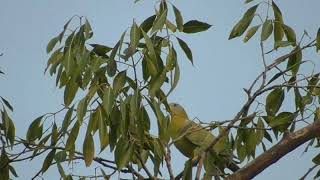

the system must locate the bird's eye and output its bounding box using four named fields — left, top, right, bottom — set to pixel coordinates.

left=173, top=103, right=177, bottom=107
